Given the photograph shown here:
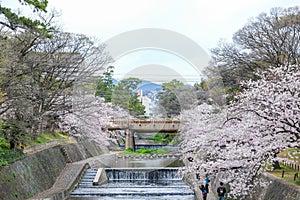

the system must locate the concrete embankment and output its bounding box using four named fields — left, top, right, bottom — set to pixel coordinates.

left=208, top=172, right=300, bottom=200
left=2, top=137, right=299, bottom=200
left=0, top=138, right=106, bottom=200
left=257, top=173, right=300, bottom=200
